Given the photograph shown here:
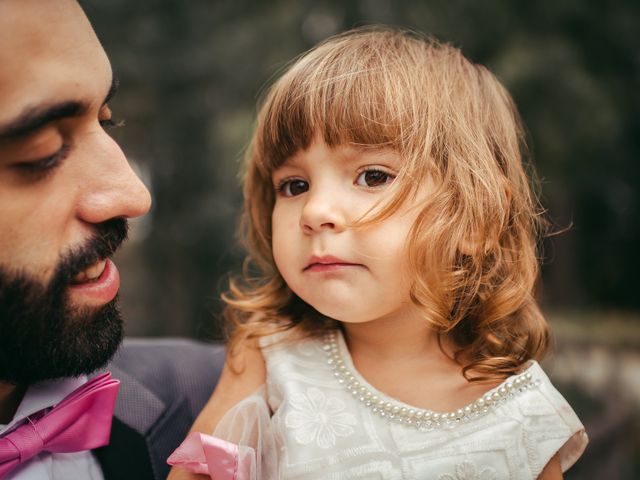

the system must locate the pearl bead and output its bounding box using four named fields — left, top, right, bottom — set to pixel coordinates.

left=323, top=331, right=537, bottom=431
